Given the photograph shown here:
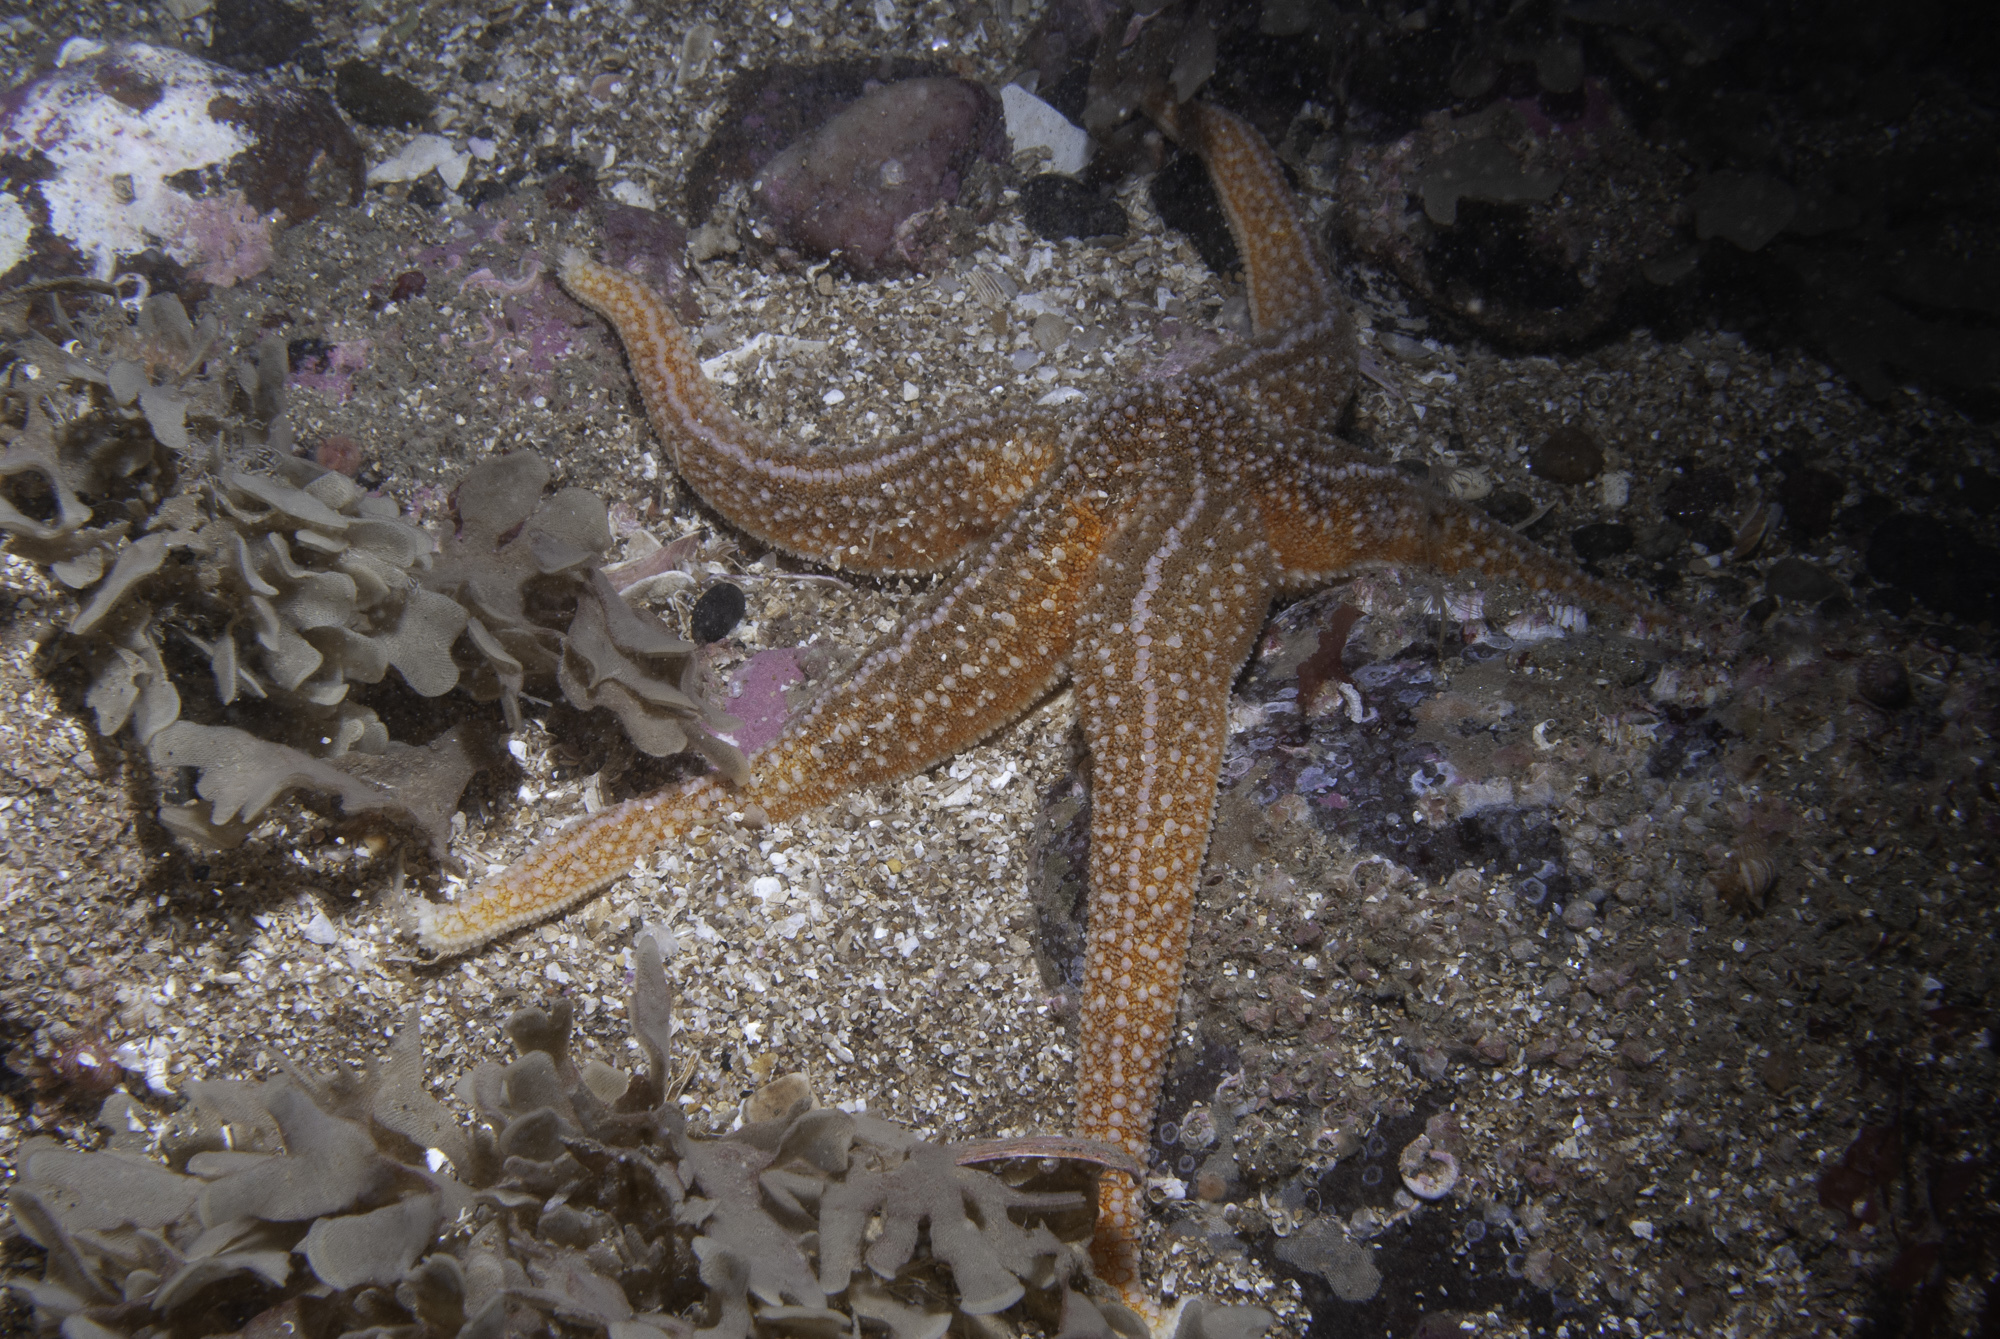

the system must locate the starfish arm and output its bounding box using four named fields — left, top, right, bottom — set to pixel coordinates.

left=1067, top=470, right=1276, bottom=1311
left=1257, top=457, right=1660, bottom=616
left=558, top=251, right=1061, bottom=574
left=745, top=461, right=1110, bottom=812
left=418, top=465, right=1112, bottom=957
left=1175, top=100, right=1356, bottom=435
left=1177, top=103, right=1337, bottom=336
